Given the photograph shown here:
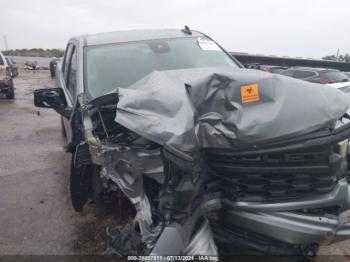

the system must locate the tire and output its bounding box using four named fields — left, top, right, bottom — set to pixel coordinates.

left=5, top=80, right=14, bottom=99
left=70, top=153, right=92, bottom=212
